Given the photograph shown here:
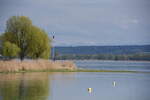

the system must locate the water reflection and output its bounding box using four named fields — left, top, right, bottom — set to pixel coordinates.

left=0, top=72, right=150, bottom=100
left=0, top=73, right=49, bottom=100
